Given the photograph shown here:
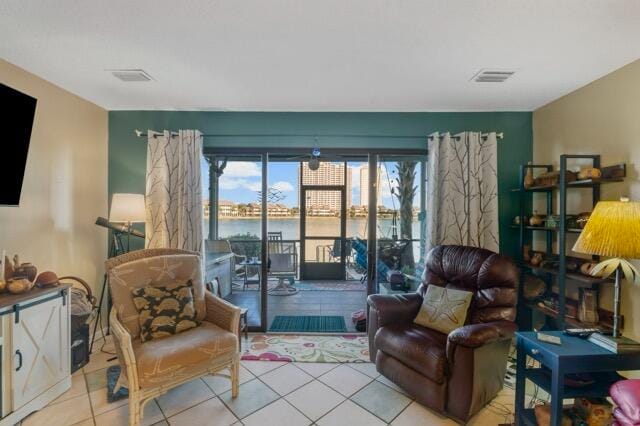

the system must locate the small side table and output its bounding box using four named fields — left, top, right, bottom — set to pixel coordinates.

left=515, top=331, right=640, bottom=426
left=238, top=261, right=261, bottom=291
